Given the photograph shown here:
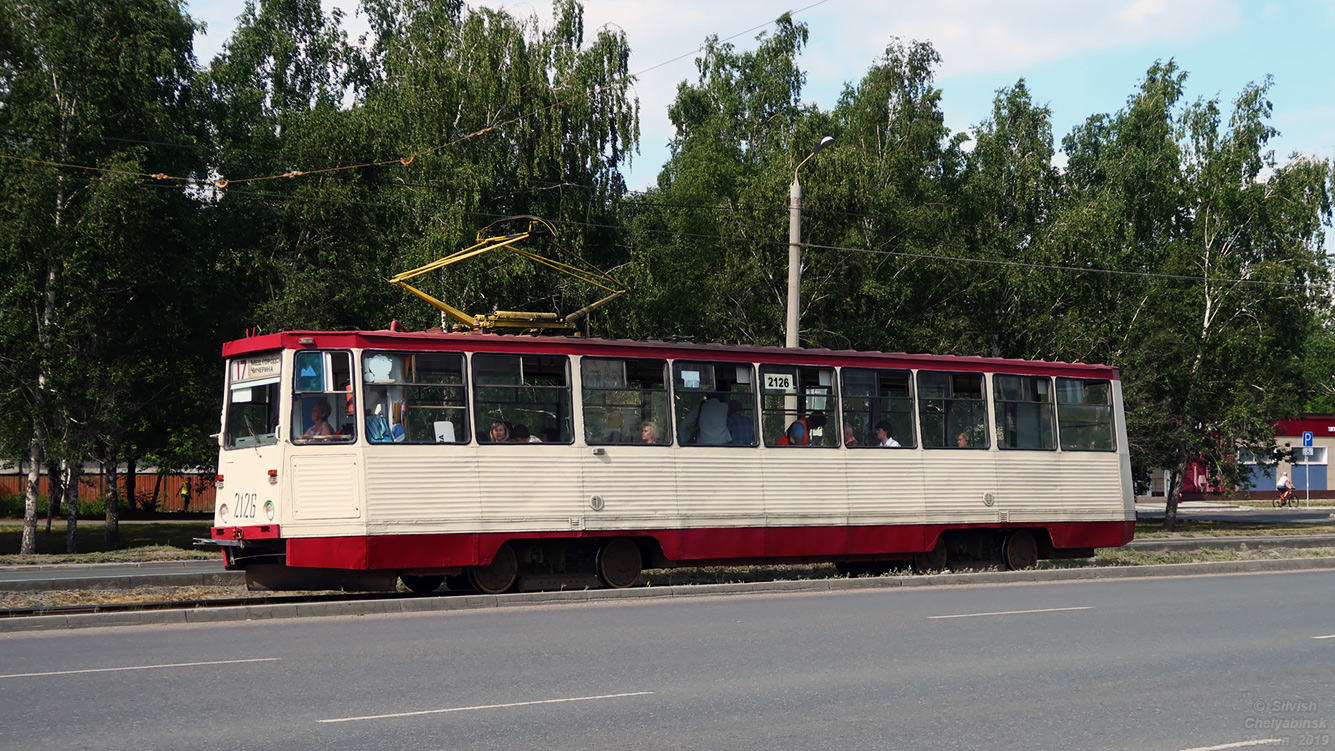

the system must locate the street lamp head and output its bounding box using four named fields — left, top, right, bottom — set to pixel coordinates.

left=794, top=136, right=835, bottom=183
